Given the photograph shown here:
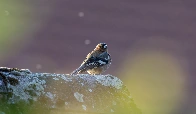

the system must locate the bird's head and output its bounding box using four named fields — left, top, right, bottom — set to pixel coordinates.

left=95, top=43, right=108, bottom=52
